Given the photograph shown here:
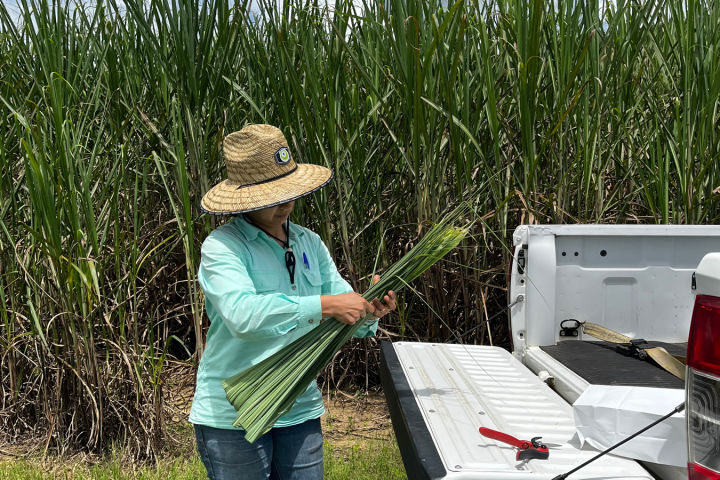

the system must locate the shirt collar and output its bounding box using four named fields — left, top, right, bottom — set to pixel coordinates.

left=232, top=215, right=305, bottom=243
